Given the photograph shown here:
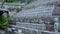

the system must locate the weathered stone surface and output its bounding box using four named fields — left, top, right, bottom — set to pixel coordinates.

left=16, top=22, right=46, bottom=30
